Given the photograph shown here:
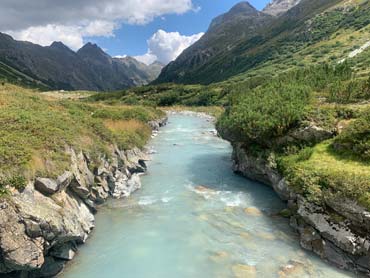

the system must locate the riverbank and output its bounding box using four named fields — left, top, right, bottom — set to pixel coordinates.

left=215, top=64, right=370, bottom=276
left=60, top=114, right=353, bottom=278
left=1, top=117, right=167, bottom=277
left=218, top=124, right=370, bottom=275
left=0, top=84, right=167, bottom=277
left=228, top=142, right=370, bottom=274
